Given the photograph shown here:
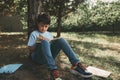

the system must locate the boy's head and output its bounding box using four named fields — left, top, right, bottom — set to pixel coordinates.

left=36, top=13, right=51, bottom=33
